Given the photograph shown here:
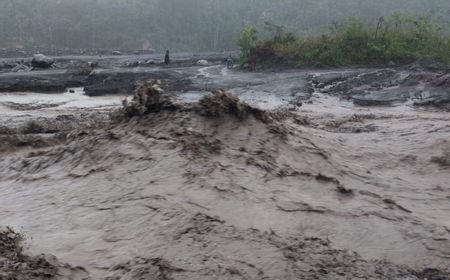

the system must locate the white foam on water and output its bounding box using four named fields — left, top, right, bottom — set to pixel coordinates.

left=0, top=88, right=124, bottom=118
